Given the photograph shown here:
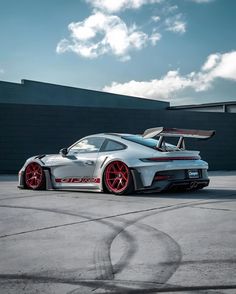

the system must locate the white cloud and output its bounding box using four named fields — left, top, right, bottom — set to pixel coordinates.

left=57, top=0, right=190, bottom=61
left=0, top=68, right=4, bottom=74
left=166, top=5, right=178, bottom=12
left=202, top=53, right=220, bottom=71
left=103, top=70, right=194, bottom=99
left=151, top=15, right=161, bottom=22
left=56, top=12, right=161, bottom=60
left=85, top=0, right=162, bottom=14
left=209, top=51, right=236, bottom=80
left=165, top=14, right=186, bottom=34
left=103, top=51, right=236, bottom=100
left=150, top=30, right=162, bottom=45
left=190, top=0, right=214, bottom=3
